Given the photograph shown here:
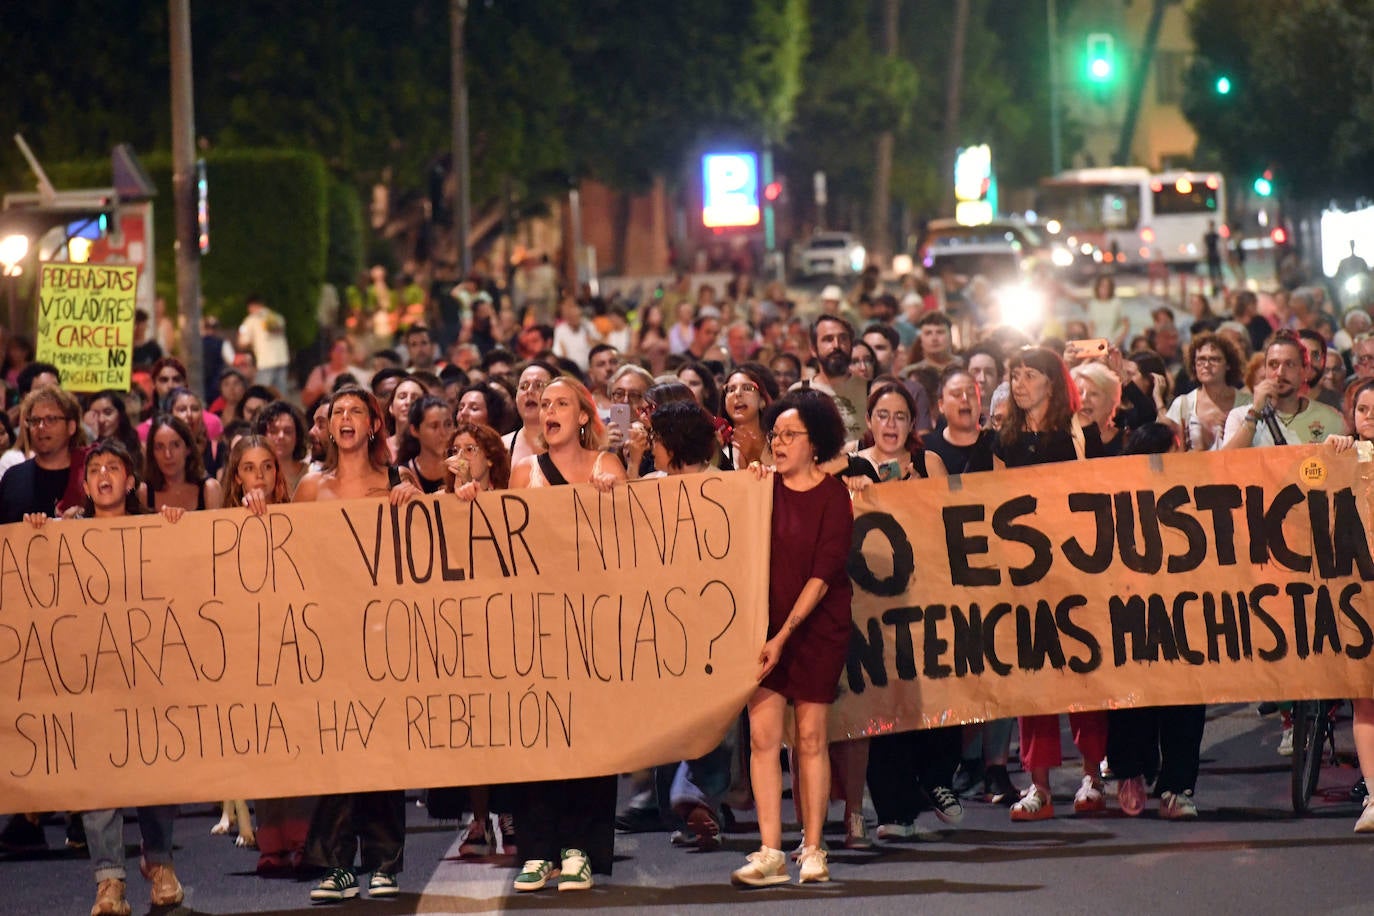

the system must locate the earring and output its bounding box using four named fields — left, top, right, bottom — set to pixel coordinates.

left=580, top=425, right=586, bottom=437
